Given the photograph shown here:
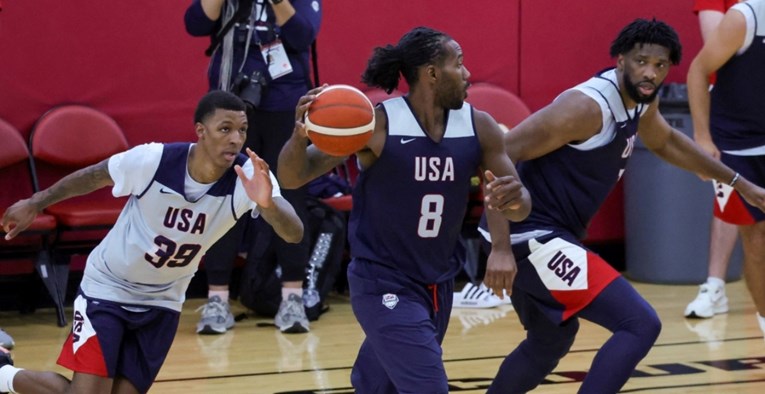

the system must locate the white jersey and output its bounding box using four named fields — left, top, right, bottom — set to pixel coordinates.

left=80, top=142, right=281, bottom=311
